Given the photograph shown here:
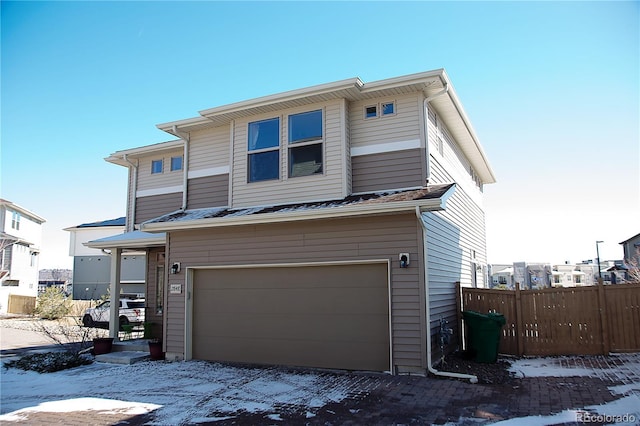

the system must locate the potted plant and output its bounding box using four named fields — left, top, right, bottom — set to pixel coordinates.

left=93, top=337, right=114, bottom=355
left=148, top=338, right=164, bottom=360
